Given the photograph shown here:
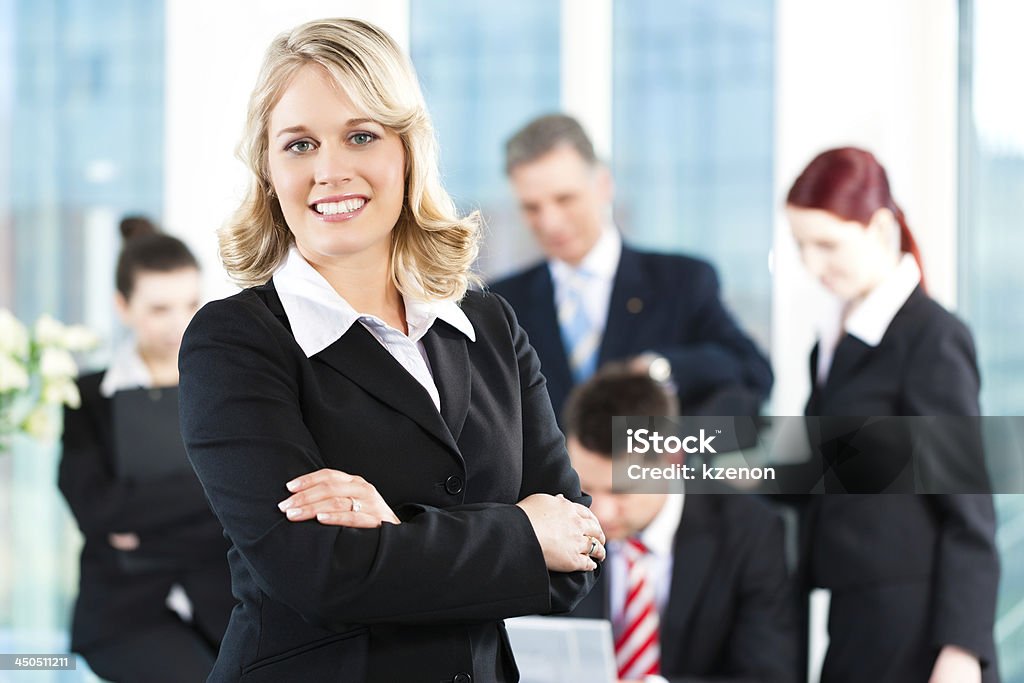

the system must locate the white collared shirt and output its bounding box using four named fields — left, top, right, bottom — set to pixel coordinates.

left=816, top=253, right=921, bottom=385
left=99, top=339, right=155, bottom=398
left=607, top=493, right=685, bottom=623
left=273, top=247, right=476, bottom=412
left=548, top=224, right=622, bottom=336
